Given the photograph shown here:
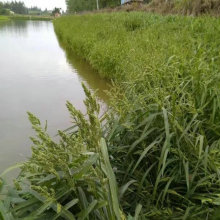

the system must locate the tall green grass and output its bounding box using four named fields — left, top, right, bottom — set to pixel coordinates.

left=0, top=85, right=127, bottom=220
left=1, top=12, right=220, bottom=219
left=54, top=12, right=220, bottom=218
